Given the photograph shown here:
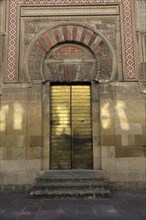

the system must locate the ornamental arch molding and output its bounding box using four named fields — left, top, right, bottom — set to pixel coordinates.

left=25, top=24, right=117, bottom=83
